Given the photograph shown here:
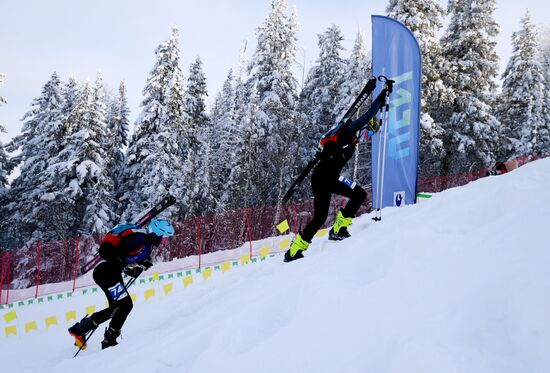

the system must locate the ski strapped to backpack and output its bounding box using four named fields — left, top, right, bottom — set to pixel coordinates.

left=79, top=194, right=176, bottom=275
left=282, top=77, right=381, bottom=203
